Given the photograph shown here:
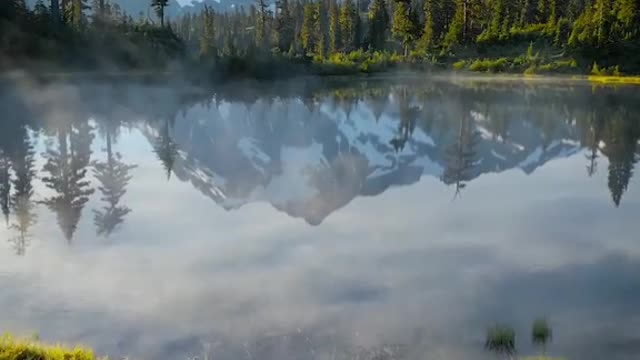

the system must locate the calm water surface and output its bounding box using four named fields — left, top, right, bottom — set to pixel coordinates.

left=0, top=76, right=639, bottom=360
